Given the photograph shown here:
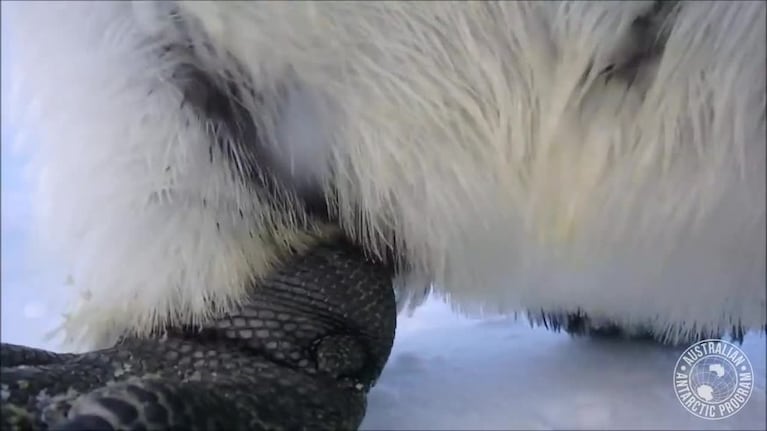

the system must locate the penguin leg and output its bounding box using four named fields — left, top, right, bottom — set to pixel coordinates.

left=1, top=235, right=397, bottom=431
